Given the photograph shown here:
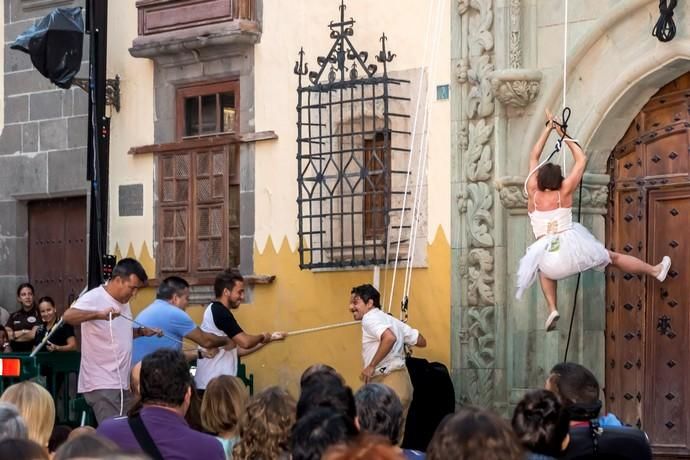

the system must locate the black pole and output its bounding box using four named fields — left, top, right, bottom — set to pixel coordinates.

left=86, top=0, right=110, bottom=289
